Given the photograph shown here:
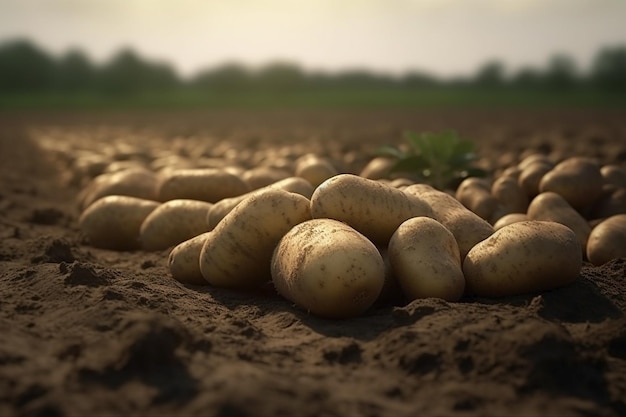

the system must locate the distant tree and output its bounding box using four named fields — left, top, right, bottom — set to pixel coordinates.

left=0, top=39, right=56, bottom=92
left=333, top=69, right=395, bottom=89
left=191, top=62, right=250, bottom=91
left=590, top=46, right=626, bottom=91
left=55, top=49, right=95, bottom=91
left=543, top=54, right=578, bottom=90
left=254, top=61, right=305, bottom=91
left=473, top=60, right=506, bottom=88
left=510, top=66, right=543, bottom=89
left=402, top=71, right=439, bottom=88
left=97, top=48, right=179, bottom=94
